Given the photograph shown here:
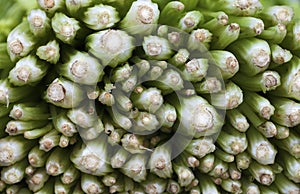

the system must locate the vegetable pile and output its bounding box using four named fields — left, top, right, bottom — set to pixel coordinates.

left=0, top=0, right=300, bottom=193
